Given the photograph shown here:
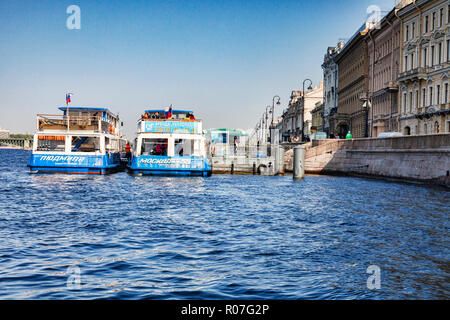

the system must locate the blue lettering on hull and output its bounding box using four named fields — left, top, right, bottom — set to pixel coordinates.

left=129, top=155, right=212, bottom=176
left=28, top=153, right=122, bottom=175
